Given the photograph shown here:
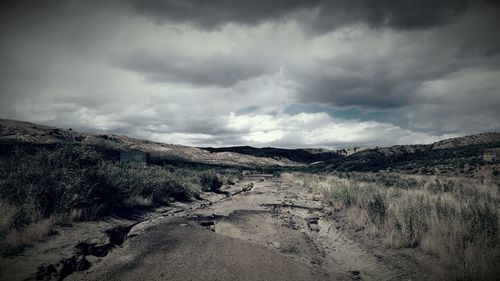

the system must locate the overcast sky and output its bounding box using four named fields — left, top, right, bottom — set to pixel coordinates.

left=1, top=0, right=499, bottom=148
